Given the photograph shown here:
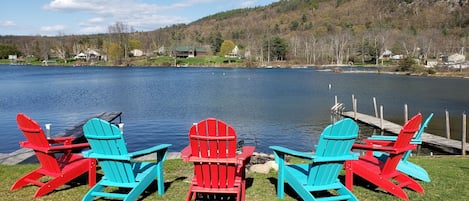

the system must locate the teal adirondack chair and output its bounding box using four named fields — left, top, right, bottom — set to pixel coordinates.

left=82, top=118, right=171, bottom=201
left=270, top=118, right=359, bottom=201
left=368, top=113, right=433, bottom=182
